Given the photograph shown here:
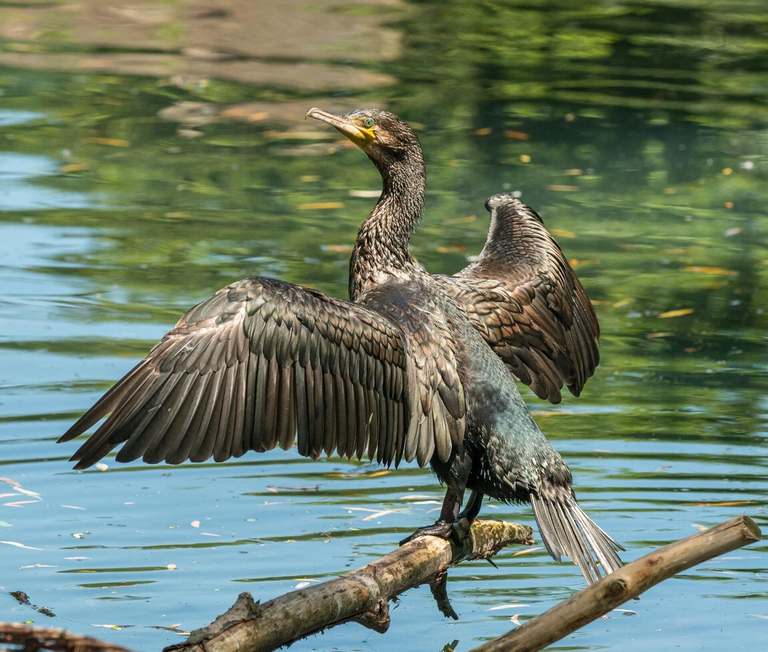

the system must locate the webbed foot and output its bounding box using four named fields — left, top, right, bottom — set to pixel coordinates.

left=399, top=518, right=469, bottom=547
